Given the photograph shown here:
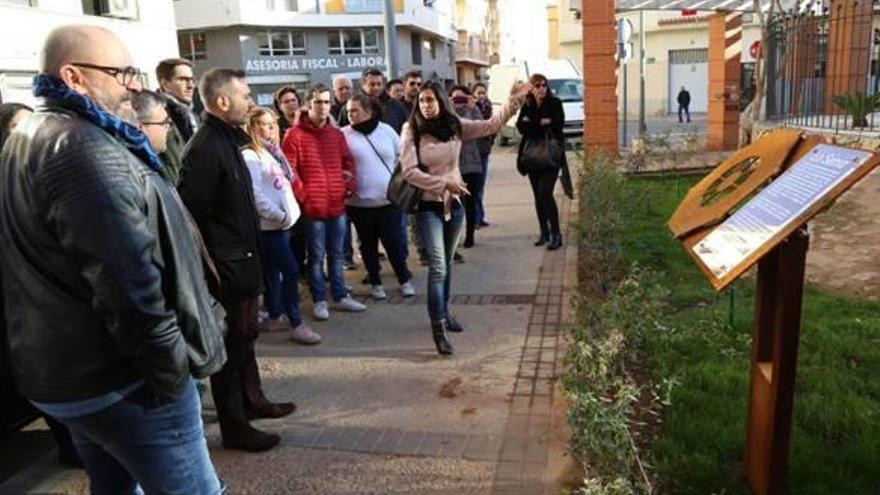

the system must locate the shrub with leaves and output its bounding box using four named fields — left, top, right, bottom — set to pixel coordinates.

left=831, top=91, right=880, bottom=128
